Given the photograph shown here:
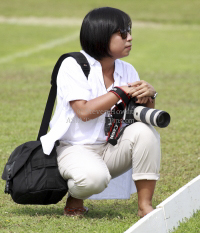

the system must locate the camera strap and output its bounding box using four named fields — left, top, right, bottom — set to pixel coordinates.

left=109, top=87, right=130, bottom=108
left=107, top=87, right=130, bottom=145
